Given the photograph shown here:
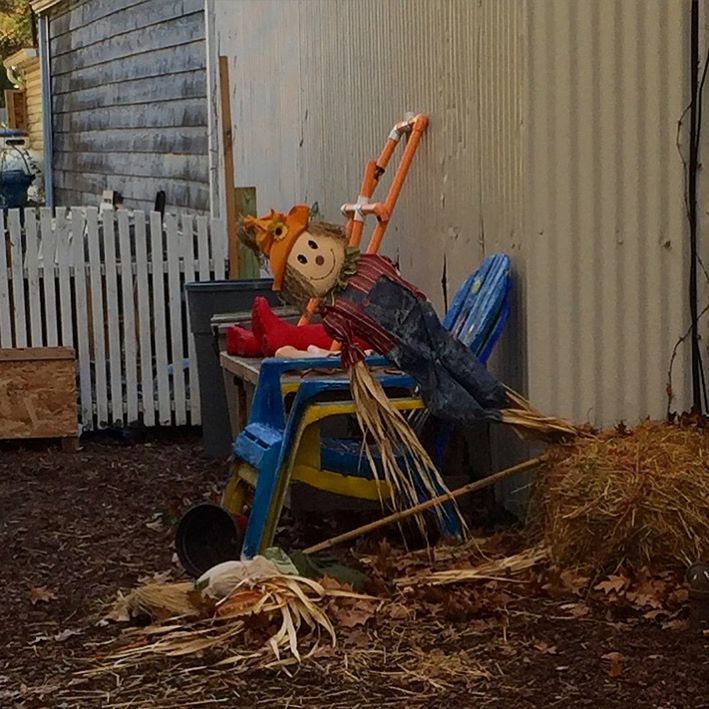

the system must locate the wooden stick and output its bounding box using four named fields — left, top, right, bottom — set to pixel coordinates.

left=219, top=56, right=239, bottom=279
left=303, top=457, right=544, bottom=554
